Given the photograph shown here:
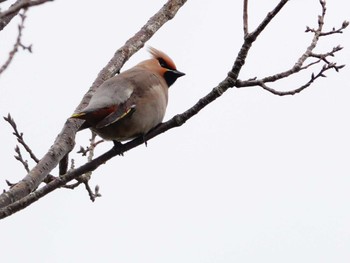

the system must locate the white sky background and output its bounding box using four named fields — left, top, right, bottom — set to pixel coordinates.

left=0, top=0, right=349, bottom=262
